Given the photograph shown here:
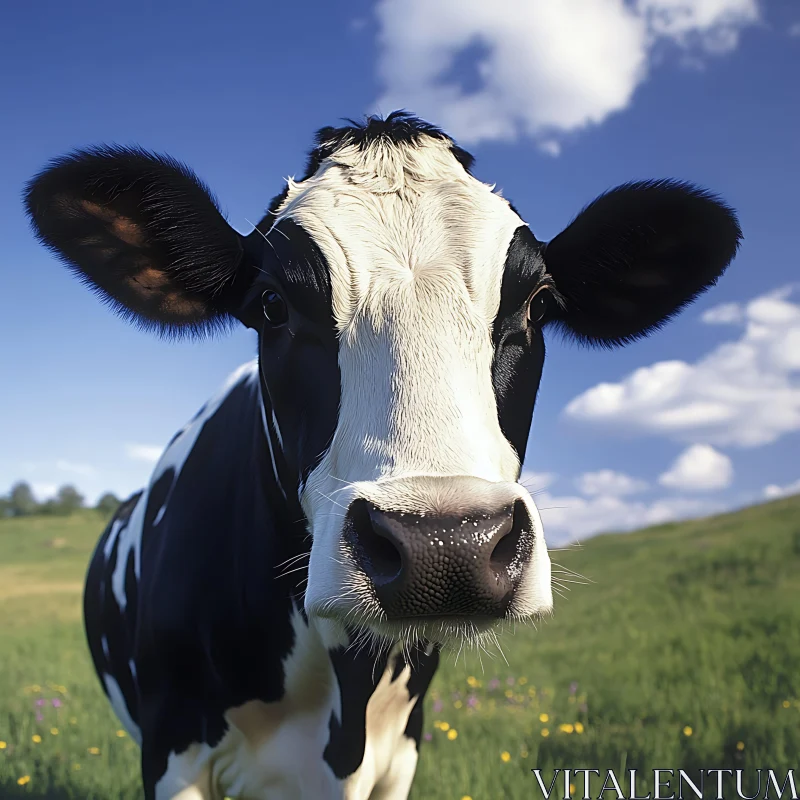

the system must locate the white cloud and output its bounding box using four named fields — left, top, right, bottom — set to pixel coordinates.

left=637, top=0, right=758, bottom=52
left=701, top=301, right=744, bottom=324
left=565, top=286, right=800, bottom=448
left=539, top=489, right=719, bottom=543
left=125, top=444, right=163, bottom=464
left=789, top=22, right=800, bottom=37
left=31, top=482, right=58, bottom=502
left=55, top=459, right=96, bottom=477
left=659, top=444, right=733, bottom=491
left=576, top=469, right=648, bottom=496
left=763, top=478, right=800, bottom=500
left=538, top=140, right=562, bottom=157
left=373, top=0, right=758, bottom=147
